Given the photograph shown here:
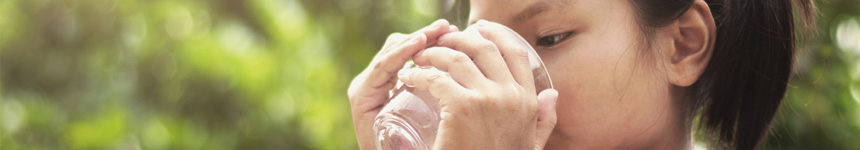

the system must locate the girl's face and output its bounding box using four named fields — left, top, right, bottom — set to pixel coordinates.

left=469, top=0, right=686, bottom=148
